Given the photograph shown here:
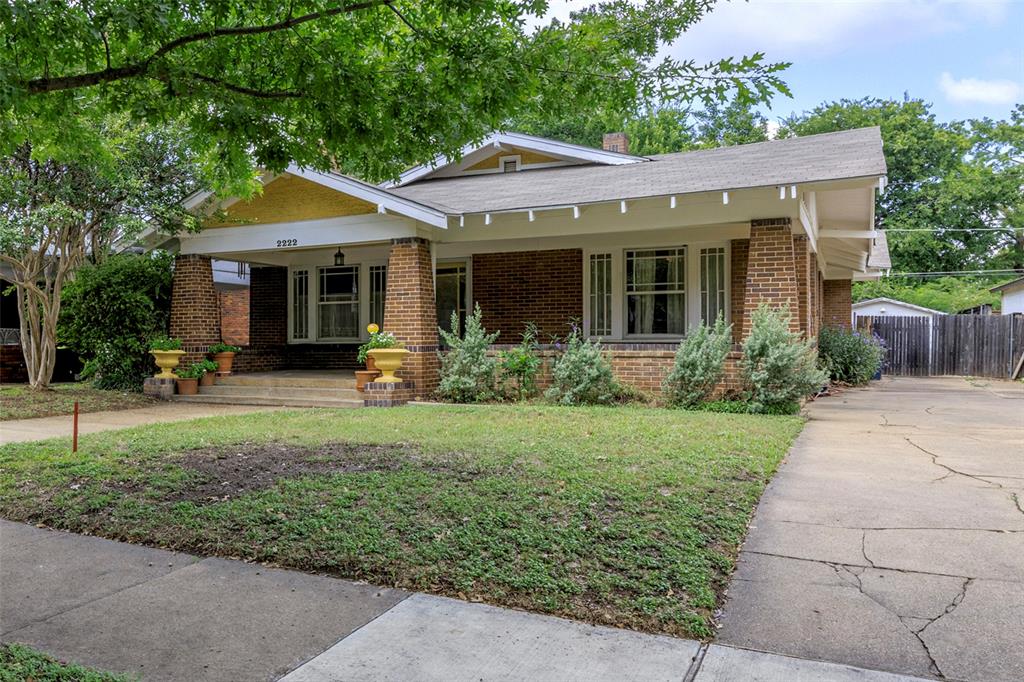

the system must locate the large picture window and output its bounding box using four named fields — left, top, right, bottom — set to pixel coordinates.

left=317, top=265, right=359, bottom=339
left=700, top=247, right=727, bottom=325
left=436, top=263, right=468, bottom=335
left=625, top=247, right=686, bottom=335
